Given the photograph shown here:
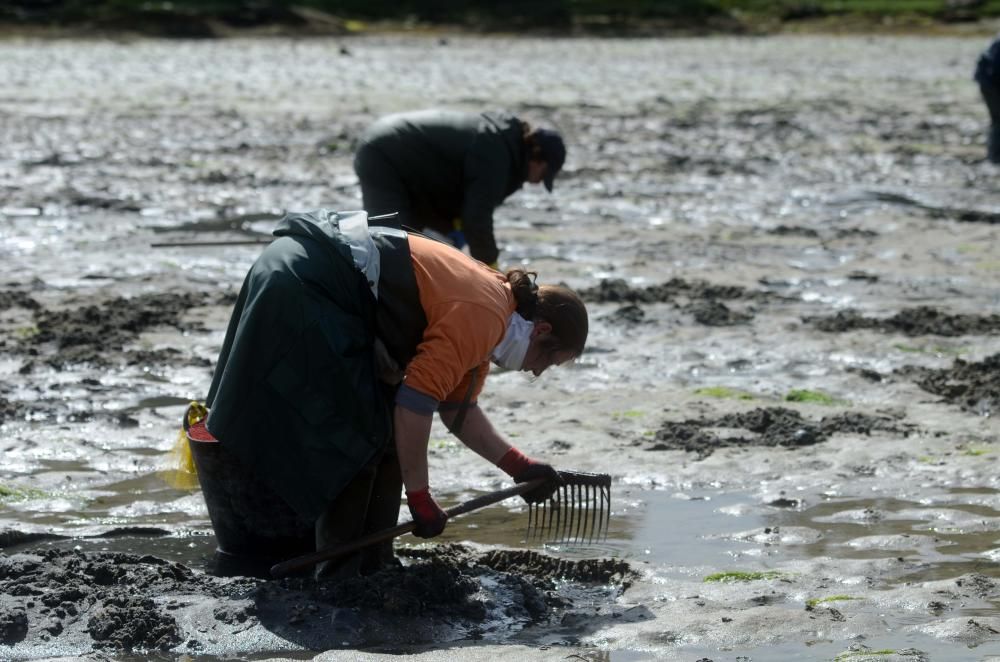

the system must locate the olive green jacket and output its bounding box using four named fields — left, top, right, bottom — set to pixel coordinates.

left=206, top=210, right=391, bottom=520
